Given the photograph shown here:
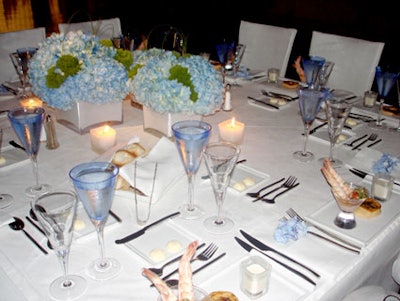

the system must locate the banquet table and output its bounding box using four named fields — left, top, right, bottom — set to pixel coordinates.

left=1, top=78, right=400, bottom=301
